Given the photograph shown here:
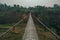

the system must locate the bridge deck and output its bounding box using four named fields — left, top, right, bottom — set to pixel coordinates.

left=22, top=14, right=39, bottom=40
